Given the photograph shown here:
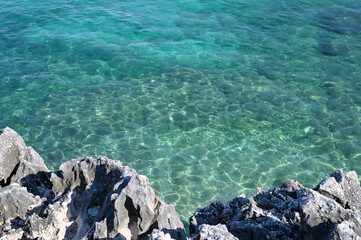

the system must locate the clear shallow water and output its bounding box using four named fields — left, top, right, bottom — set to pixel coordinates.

left=1, top=0, right=361, bottom=225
